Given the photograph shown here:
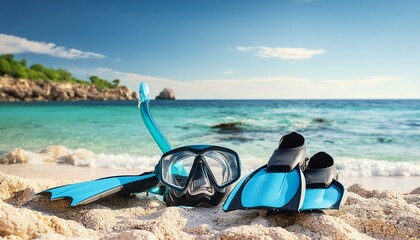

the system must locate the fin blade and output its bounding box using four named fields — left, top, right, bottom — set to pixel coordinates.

left=241, top=168, right=302, bottom=209
left=300, top=179, right=346, bottom=211
left=40, top=173, right=159, bottom=206
left=223, top=173, right=250, bottom=211
left=42, top=181, right=91, bottom=198
left=223, top=166, right=304, bottom=212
